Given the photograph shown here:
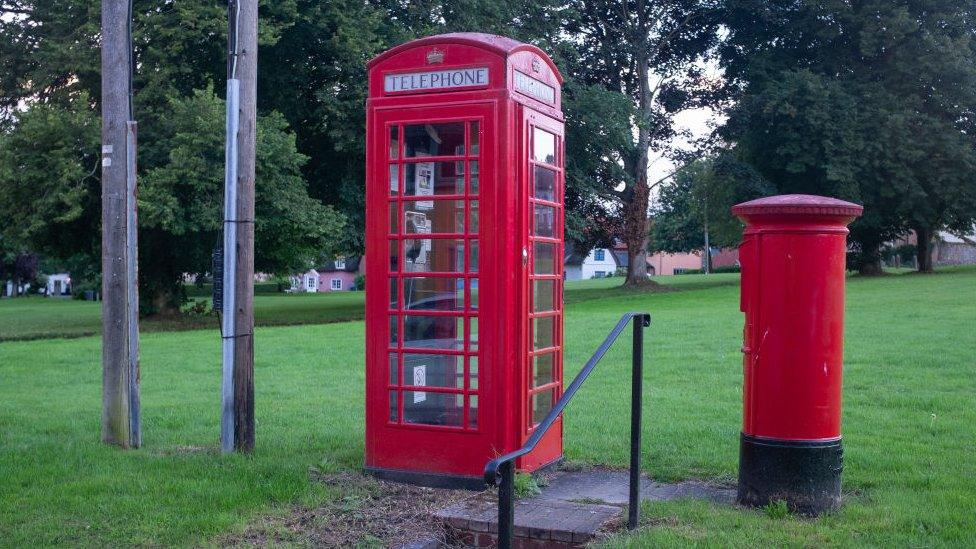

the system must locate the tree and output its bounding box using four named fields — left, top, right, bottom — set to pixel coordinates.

left=140, top=89, right=345, bottom=312
left=0, top=93, right=101, bottom=266
left=719, top=0, right=976, bottom=274
left=0, top=2, right=345, bottom=313
left=652, top=155, right=770, bottom=266
left=559, top=0, right=722, bottom=286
